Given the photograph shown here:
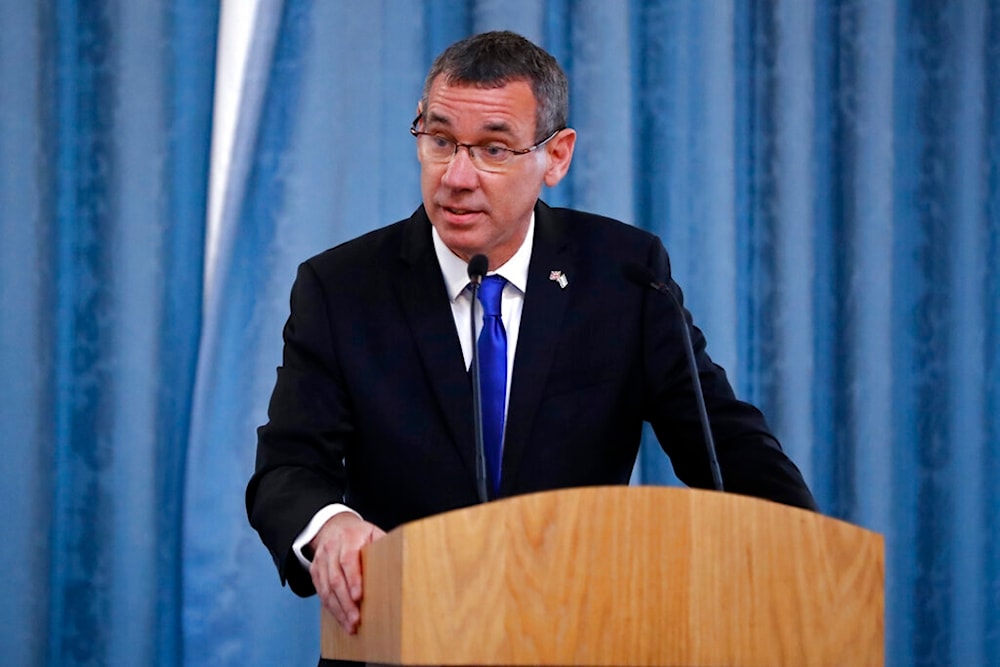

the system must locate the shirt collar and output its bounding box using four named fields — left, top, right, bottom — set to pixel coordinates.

left=432, top=212, right=535, bottom=301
